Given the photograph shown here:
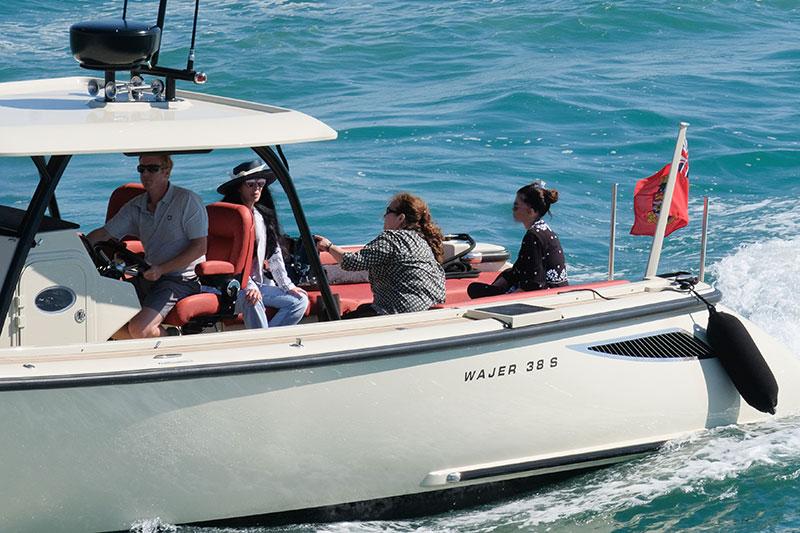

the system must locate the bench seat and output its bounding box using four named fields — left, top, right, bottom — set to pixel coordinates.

left=438, top=278, right=630, bottom=308
left=301, top=274, right=629, bottom=317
